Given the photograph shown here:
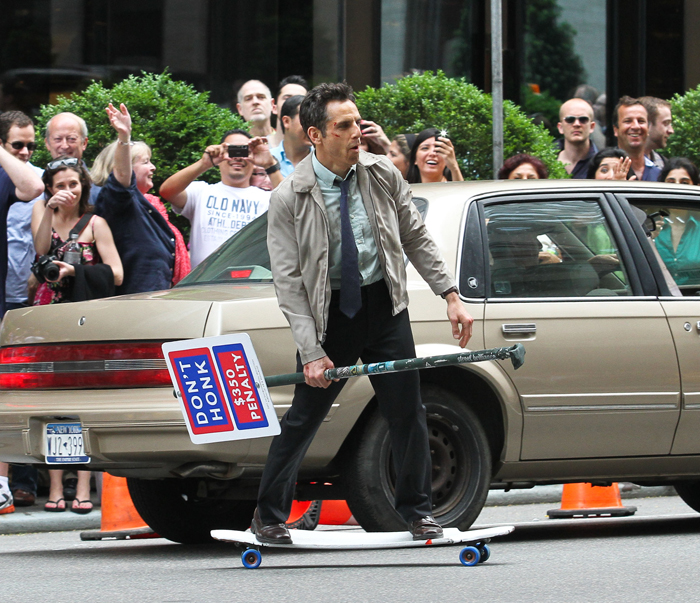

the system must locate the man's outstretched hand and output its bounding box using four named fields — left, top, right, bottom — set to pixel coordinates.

left=445, top=292, right=473, bottom=348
